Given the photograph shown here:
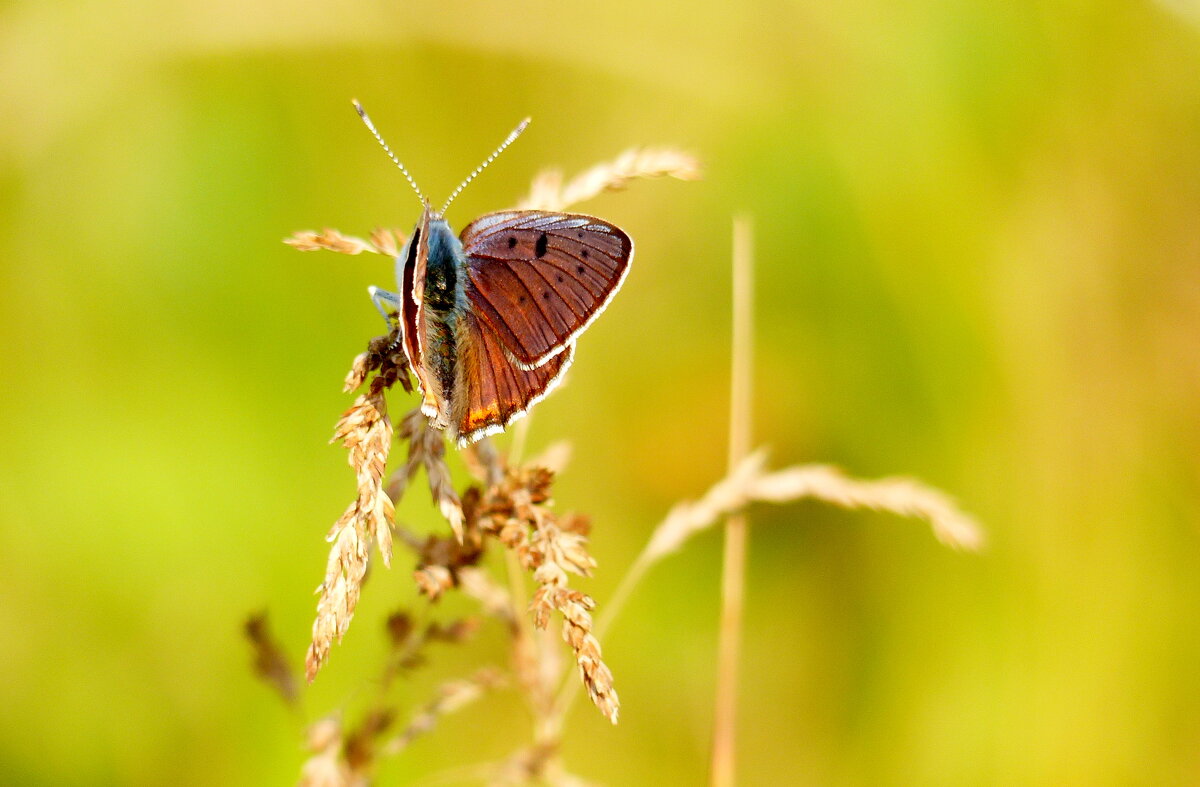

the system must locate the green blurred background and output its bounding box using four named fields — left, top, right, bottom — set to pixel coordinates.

left=3, top=0, right=1200, bottom=783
